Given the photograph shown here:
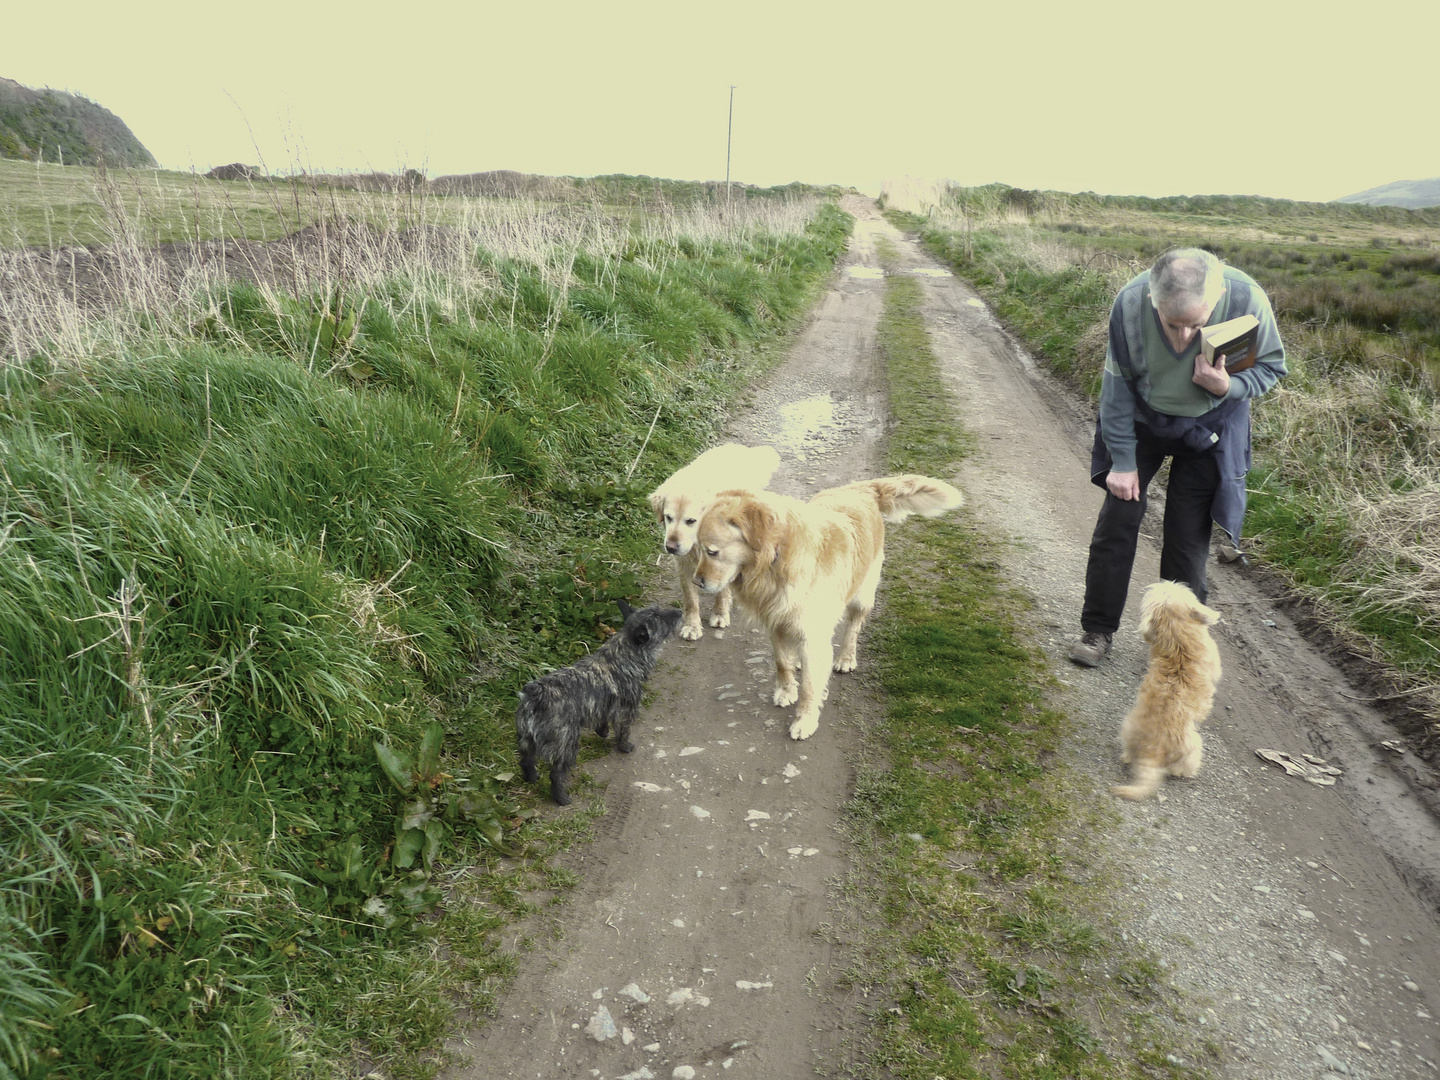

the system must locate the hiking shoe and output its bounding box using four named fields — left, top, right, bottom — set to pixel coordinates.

left=1067, top=631, right=1113, bottom=667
